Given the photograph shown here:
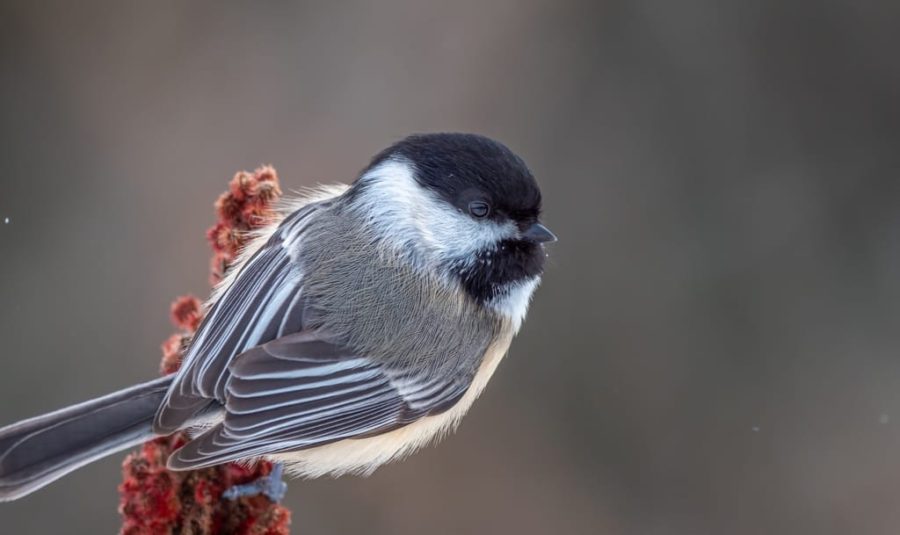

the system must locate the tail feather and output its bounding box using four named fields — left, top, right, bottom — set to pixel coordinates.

left=0, top=376, right=172, bottom=501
